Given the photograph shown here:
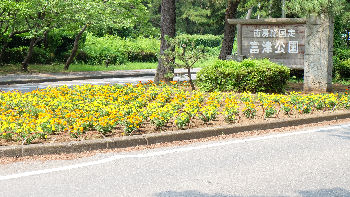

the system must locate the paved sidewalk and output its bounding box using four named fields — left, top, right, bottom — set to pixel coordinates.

left=0, top=68, right=201, bottom=85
